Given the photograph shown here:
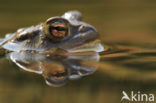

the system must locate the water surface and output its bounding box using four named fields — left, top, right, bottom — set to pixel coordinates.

left=0, top=0, right=156, bottom=103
